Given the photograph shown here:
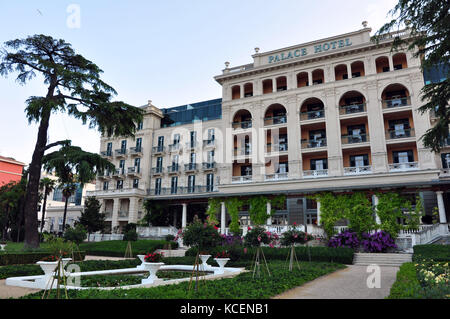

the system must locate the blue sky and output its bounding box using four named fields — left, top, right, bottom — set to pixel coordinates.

left=0, top=0, right=397, bottom=164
